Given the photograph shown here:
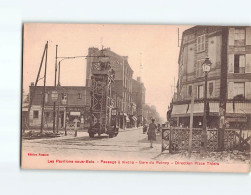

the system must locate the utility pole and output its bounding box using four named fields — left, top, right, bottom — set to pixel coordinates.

left=56, top=61, right=61, bottom=132
left=53, top=45, right=58, bottom=133
left=40, top=41, right=48, bottom=133
left=218, top=27, right=228, bottom=151
left=188, top=85, right=194, bottom=157
left=26, top=42, right=47, bottom=133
